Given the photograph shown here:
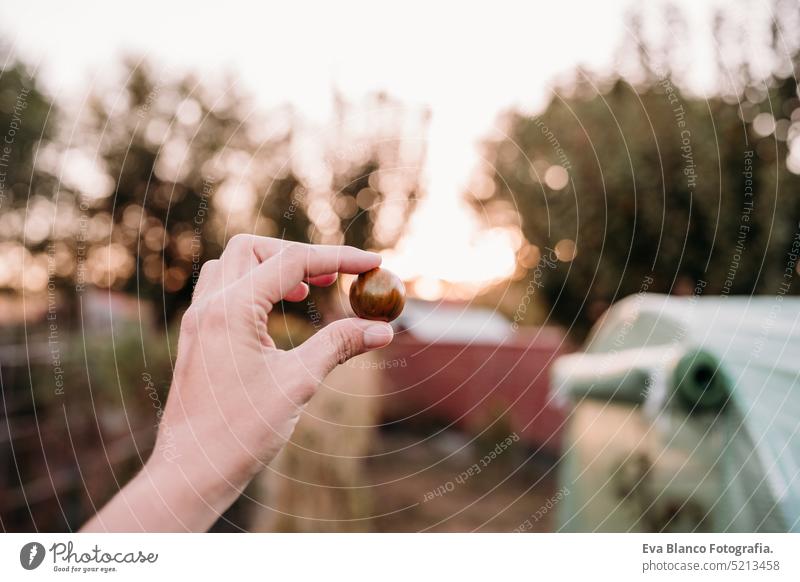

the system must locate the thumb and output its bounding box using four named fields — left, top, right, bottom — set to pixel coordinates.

left=294, top=318, right=394, bottom=379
